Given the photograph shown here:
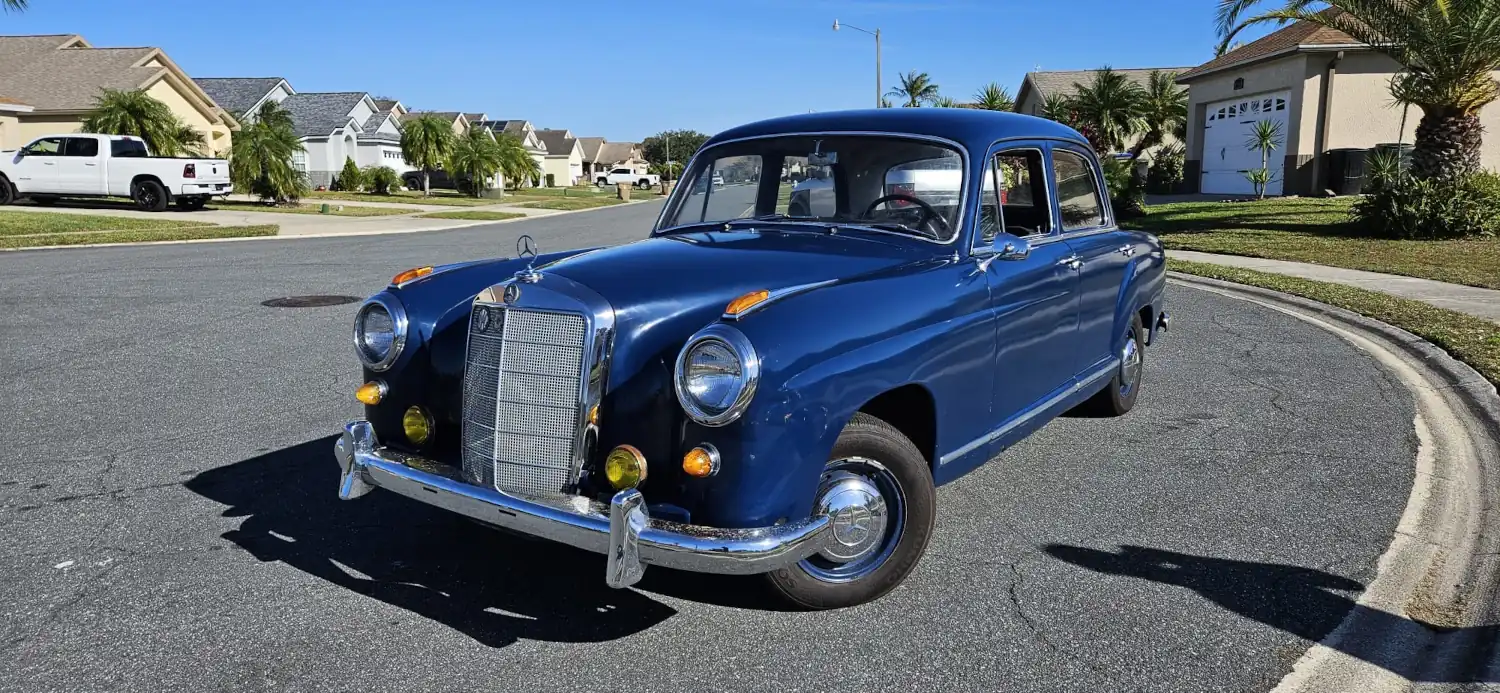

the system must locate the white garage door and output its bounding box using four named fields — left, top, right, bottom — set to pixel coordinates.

left=1200, top=91, right=1290, bottom=195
